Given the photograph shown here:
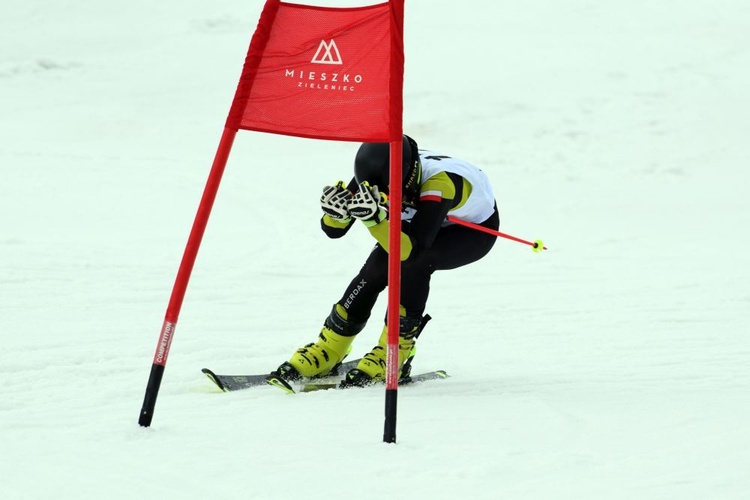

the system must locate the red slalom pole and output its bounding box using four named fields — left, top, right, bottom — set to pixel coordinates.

left=383, top=0, right=406, bottom=445
left=383, top=139, right=403, bottom=444
left=446, top=216, right=548, bottom=252
left=138, top=127, right=237, bottom=427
